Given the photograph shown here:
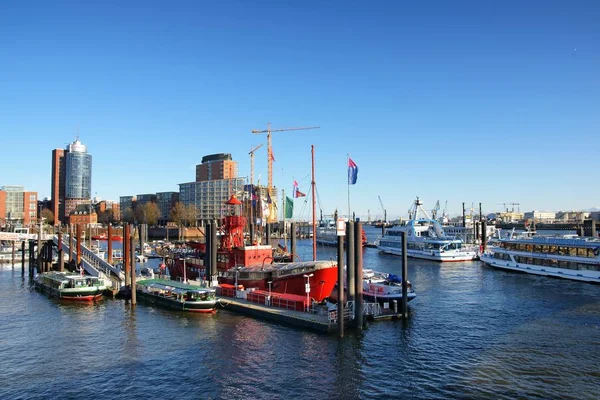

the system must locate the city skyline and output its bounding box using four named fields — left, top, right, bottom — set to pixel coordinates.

left=1, top=1, right=599, bottom=220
